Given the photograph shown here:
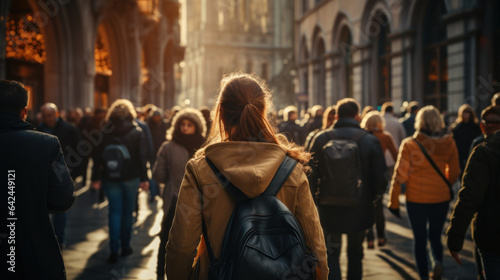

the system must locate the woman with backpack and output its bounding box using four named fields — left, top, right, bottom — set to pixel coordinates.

left=152, top=108, right=206, bottom=279
left=387, top=106, right=460, bottom=280
left=91, top=99, right=149, bottom=263
left=360, top=111, right=398, bottom=249
left=164, top=73, right=328, bottom=280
